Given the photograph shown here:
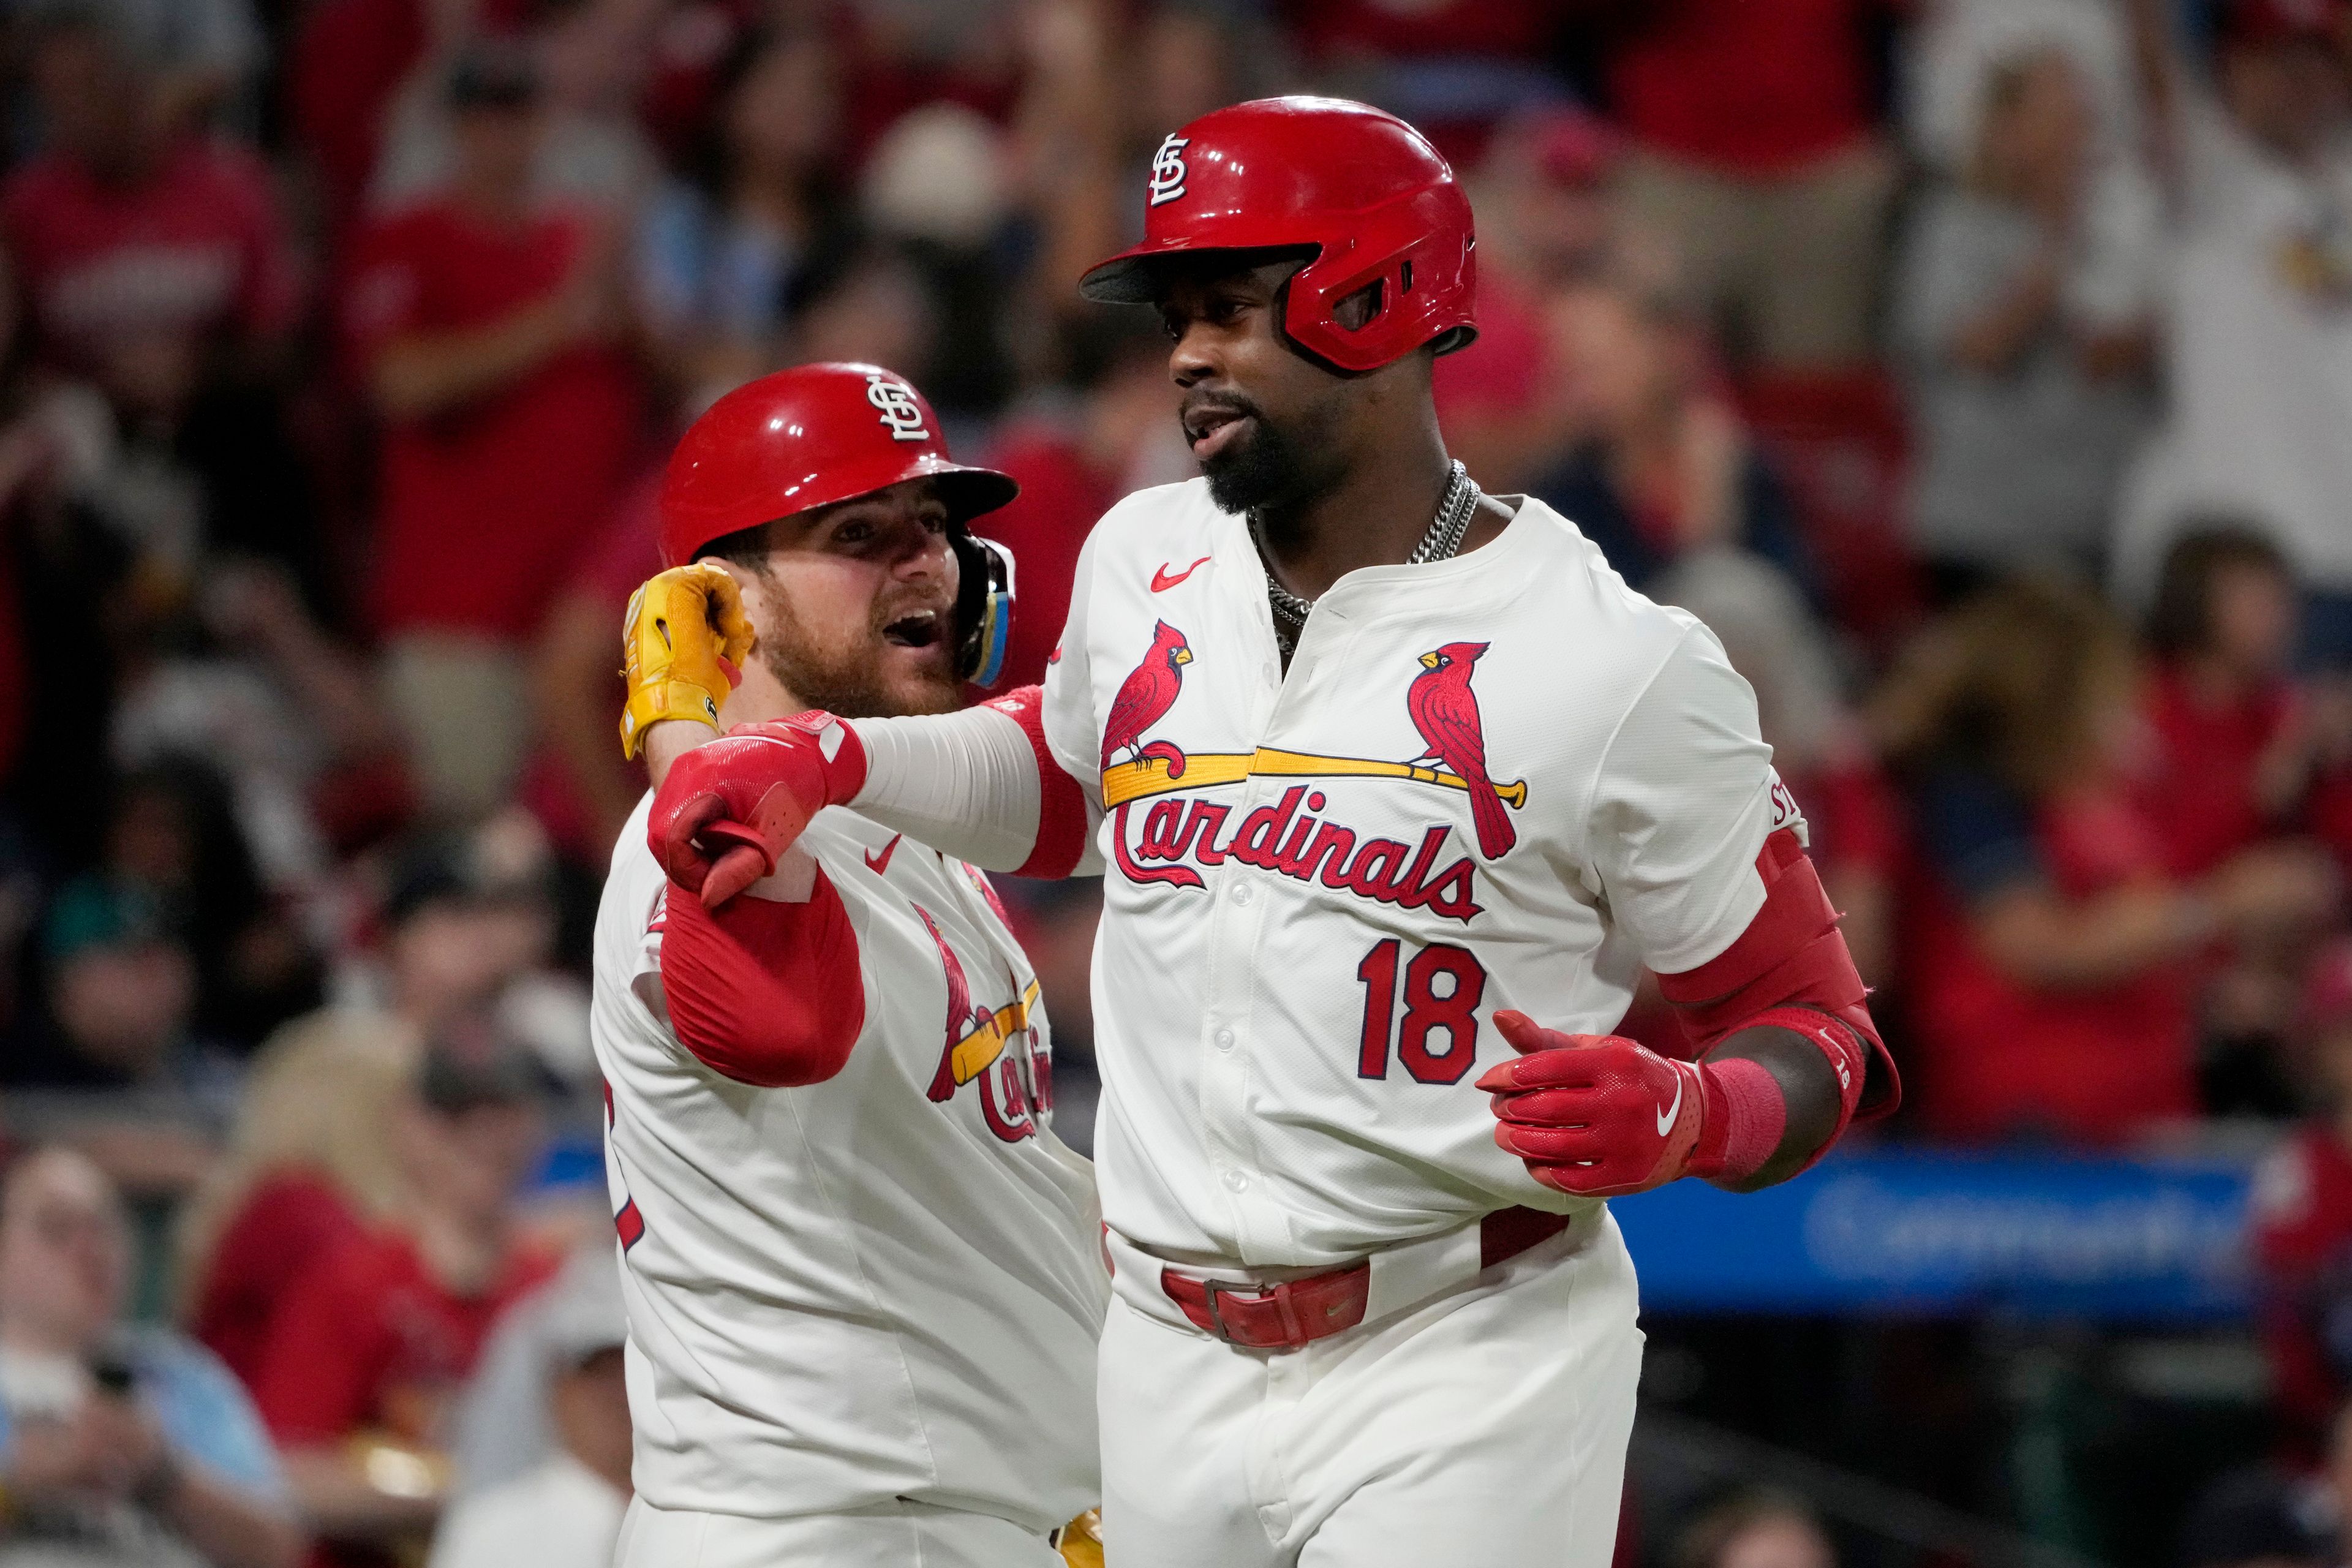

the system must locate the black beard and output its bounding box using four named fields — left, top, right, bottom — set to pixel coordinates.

left=1198, top=400, right=1349, bottom=524
left=1200, top=412, right=1302, bottom=515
